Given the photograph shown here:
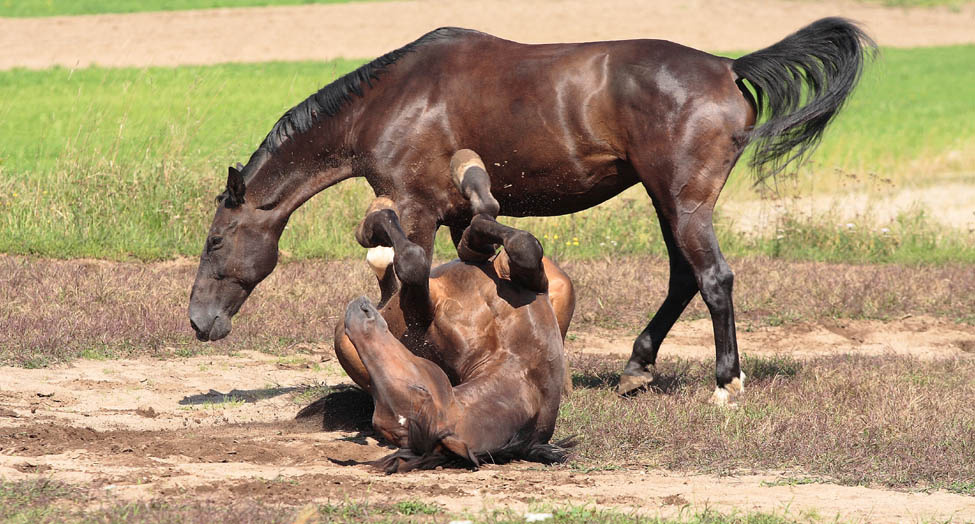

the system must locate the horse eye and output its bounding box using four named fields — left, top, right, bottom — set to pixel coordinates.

left=207, top=236, right=224, bottom=252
